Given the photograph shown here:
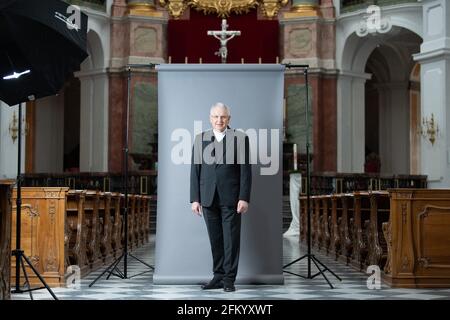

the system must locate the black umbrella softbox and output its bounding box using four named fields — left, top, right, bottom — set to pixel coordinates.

left=0, top=0, right=88, bottom=106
